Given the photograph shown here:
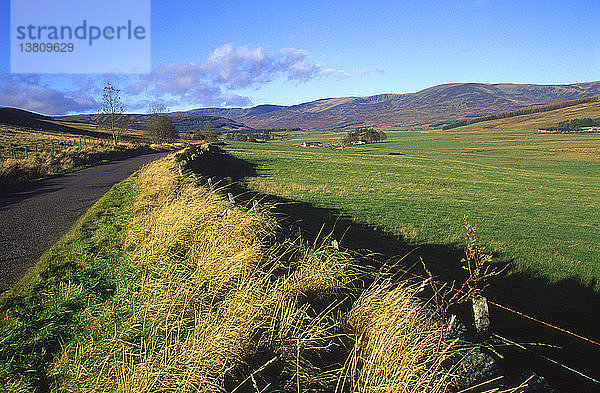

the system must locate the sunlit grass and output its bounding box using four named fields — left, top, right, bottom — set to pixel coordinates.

left=225, top=128, right=600, bottom=290
left=0, top=148, right=468, bottom=392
